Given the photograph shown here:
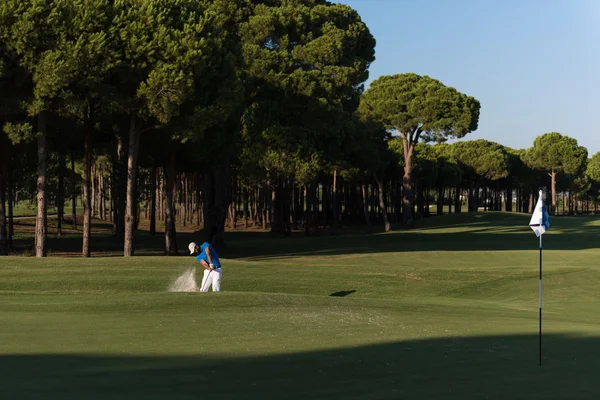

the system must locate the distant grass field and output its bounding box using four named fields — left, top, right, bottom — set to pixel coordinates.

left=11, top=200, right=84, bottom=217
left=2, top=212, right=600, bottom=399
